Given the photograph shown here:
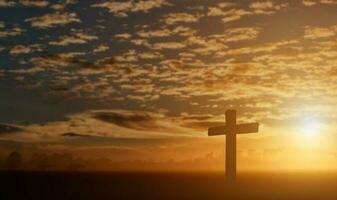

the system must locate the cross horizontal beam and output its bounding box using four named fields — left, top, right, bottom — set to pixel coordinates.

left=208, top=123, right=259, bottom=136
